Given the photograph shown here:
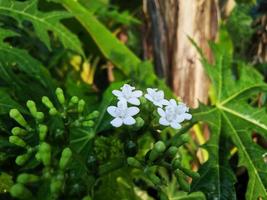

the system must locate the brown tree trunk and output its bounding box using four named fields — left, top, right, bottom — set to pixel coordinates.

left=144, top=0, right=218, bottom=108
